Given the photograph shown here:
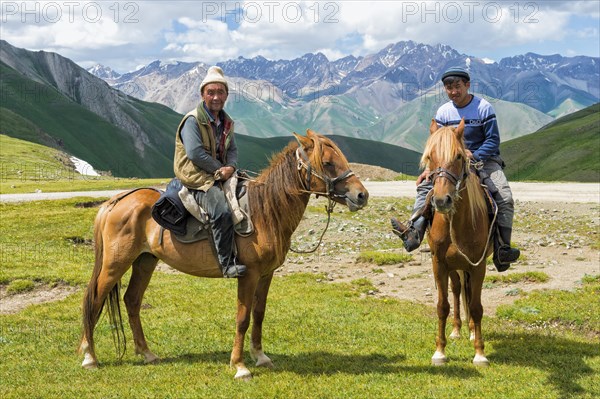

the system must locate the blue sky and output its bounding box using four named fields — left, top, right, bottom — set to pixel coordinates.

left=1, top=1, right=599, bottom=72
